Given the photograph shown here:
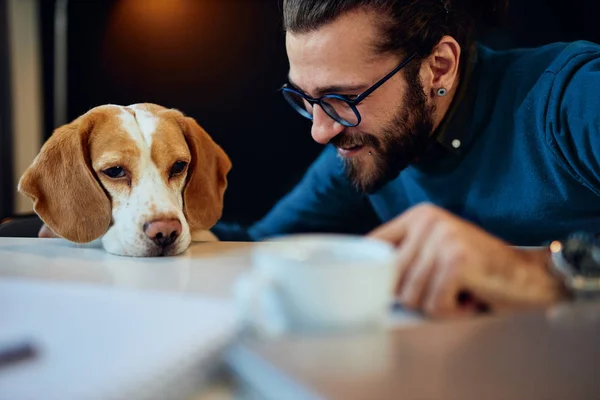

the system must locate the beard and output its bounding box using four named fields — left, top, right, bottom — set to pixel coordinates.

left=331, top=68, right=436, bottom=194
